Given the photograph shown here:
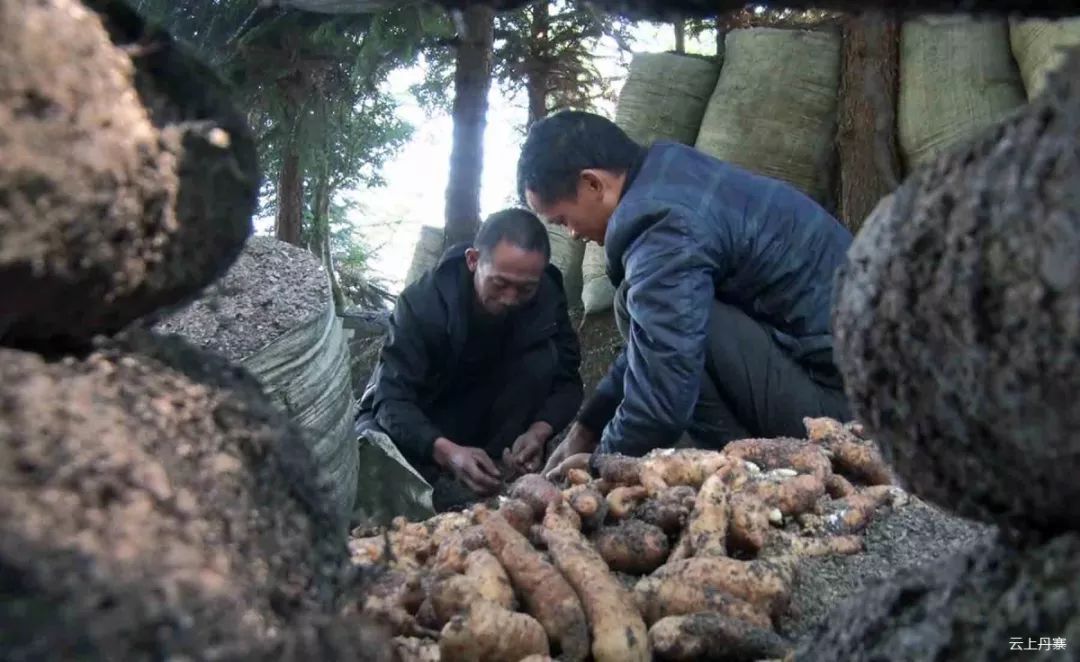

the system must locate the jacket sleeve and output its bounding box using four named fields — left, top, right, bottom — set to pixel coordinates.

left=576, top=347, right=626, bottom=434
left=370, top=292, right=443, bottom=465
left=533, top=278, right=584, bottom=433
left=598, top=207, right=714, bottom=456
